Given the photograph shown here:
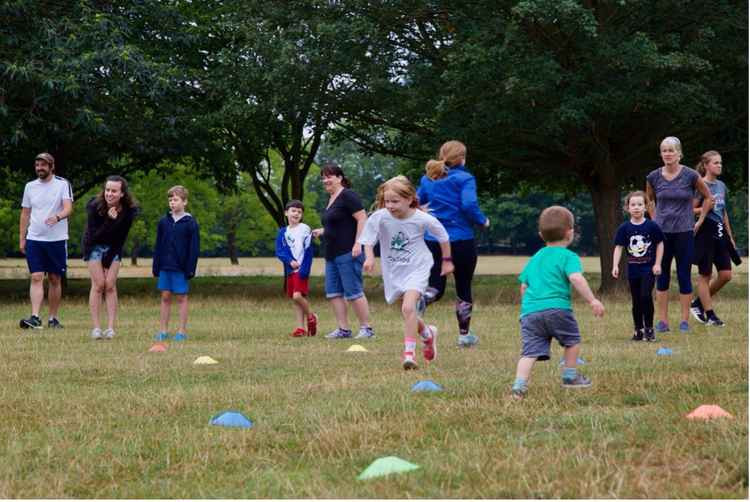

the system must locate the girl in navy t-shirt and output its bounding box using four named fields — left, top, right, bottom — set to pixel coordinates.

left=612, top=191, right=664, bottom=341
